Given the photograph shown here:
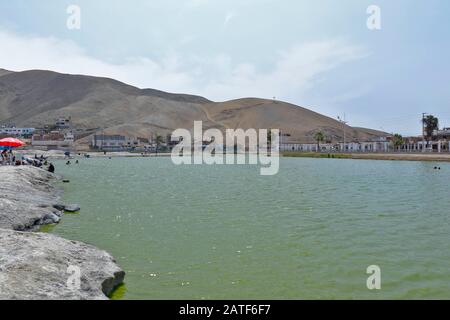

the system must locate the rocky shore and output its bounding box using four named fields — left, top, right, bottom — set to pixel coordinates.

left=0, top=166, right=125, bottom=300
left=0, top=166, right=62, bottom=231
